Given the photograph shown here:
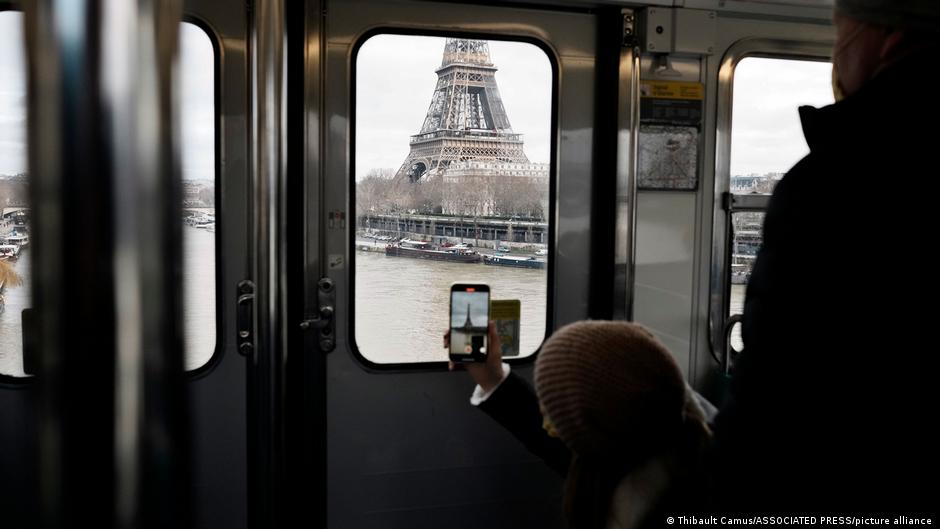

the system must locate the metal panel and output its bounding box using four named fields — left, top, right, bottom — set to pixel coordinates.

left=180, top=1, right=251, bottom=528
left=673, top=9, right=717, bottom=56
left=633, top=192, right=697, bottom=375
left=629, top=48, right=701, bottom=375
left=640, top=6, right=673, bottom=53
left=727, top=193, right=771, bottom=212
left=690, top=16, right=832, bottom=391
left=315, top=0, right=597, bottom=526
left=493, top=1, right=833, bottom=21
